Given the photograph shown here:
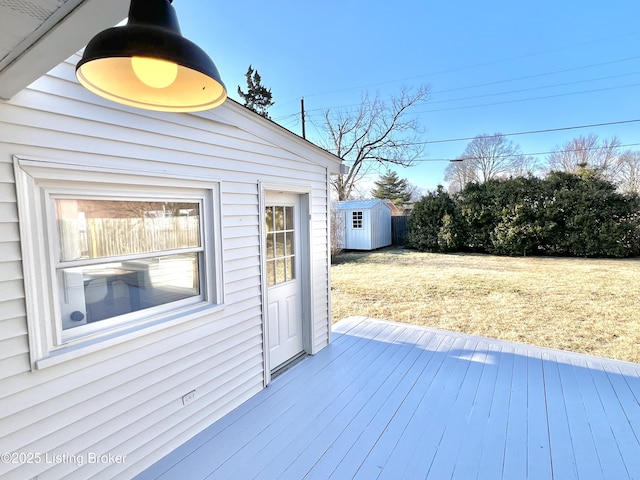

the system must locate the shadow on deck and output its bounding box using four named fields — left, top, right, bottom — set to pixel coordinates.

left=137, top=316, right=640, bottom=480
